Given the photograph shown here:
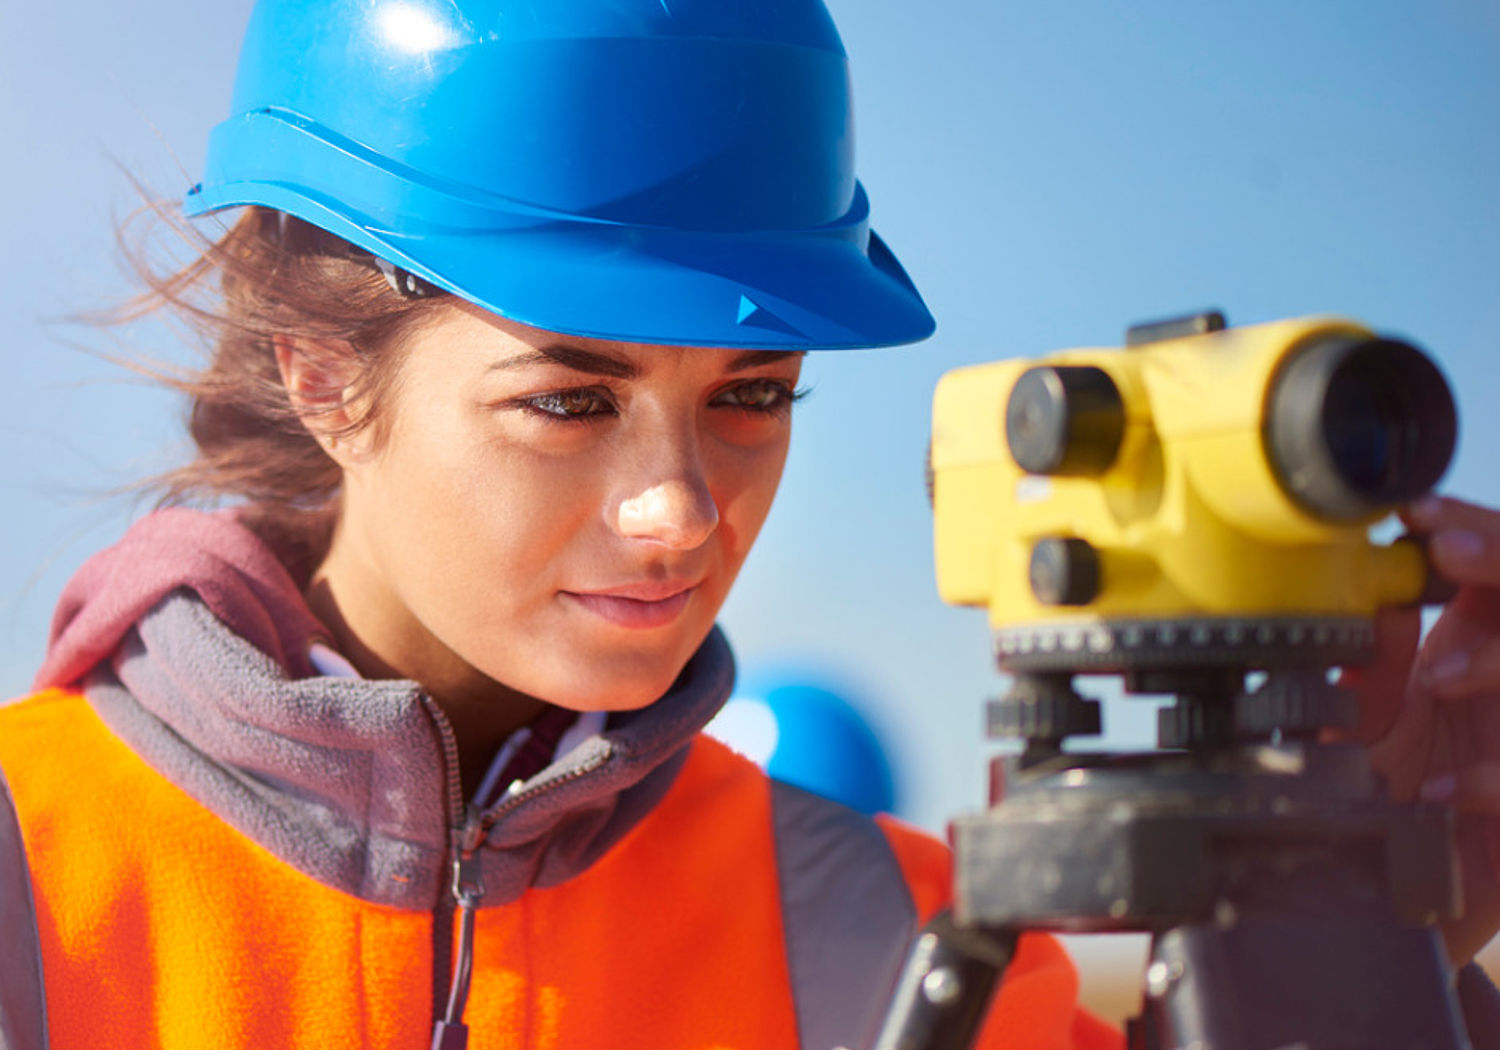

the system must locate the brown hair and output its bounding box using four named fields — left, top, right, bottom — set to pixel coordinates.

left=115, top=204, right=450, bottom=568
